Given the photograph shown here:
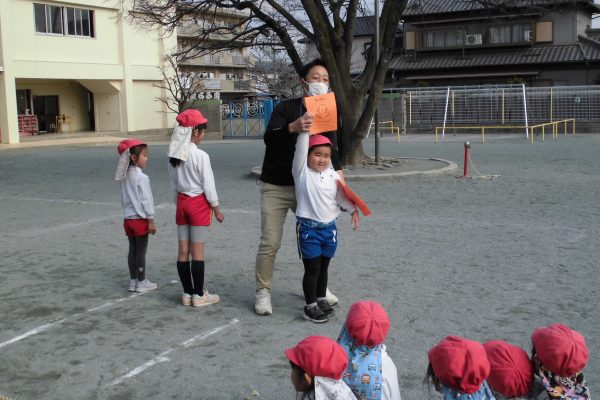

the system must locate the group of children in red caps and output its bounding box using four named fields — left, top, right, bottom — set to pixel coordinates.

left=286, top=313, right=590, bottom=400
left=423, top=323, right=589, bottom=400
